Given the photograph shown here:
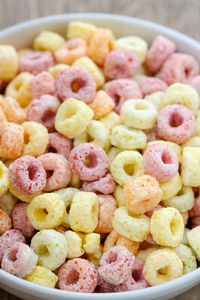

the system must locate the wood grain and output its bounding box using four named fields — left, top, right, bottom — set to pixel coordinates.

left=0, top=0, right=200, bottom=299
